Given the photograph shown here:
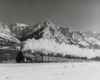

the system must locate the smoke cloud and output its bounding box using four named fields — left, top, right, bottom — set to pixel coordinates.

left=22, top=38, right=100, bottom=59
